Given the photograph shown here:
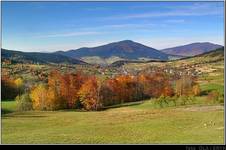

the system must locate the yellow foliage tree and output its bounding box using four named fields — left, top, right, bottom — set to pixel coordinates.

left=14, top=78, right=23, bottom=87
left=30, top=84, right=48, bottom=110
left=14, top=78, right=23, bottom=95
left=47, top=87, right=65, bottom=110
